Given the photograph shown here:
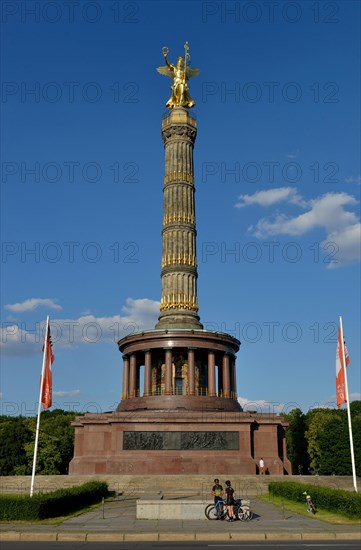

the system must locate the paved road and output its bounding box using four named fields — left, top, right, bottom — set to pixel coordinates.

left=1, top=497, right=359, bottom=542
